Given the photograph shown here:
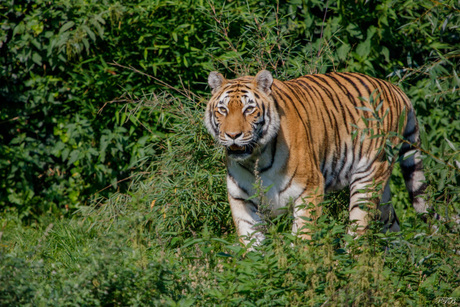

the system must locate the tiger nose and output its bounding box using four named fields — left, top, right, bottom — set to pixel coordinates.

left=226, top=132, right=243, bottom=139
